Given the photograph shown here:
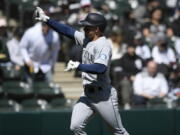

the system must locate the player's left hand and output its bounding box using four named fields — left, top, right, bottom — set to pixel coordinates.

left=64, top=60, right=80, bottom=71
